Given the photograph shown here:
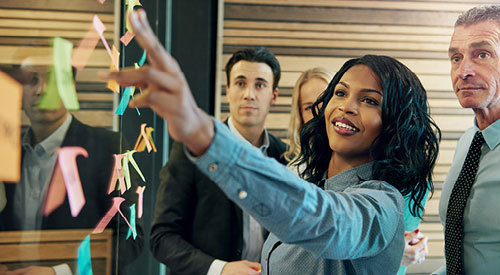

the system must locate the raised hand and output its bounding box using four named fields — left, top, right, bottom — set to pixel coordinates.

left=102, top=9, right=214, bottom=156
